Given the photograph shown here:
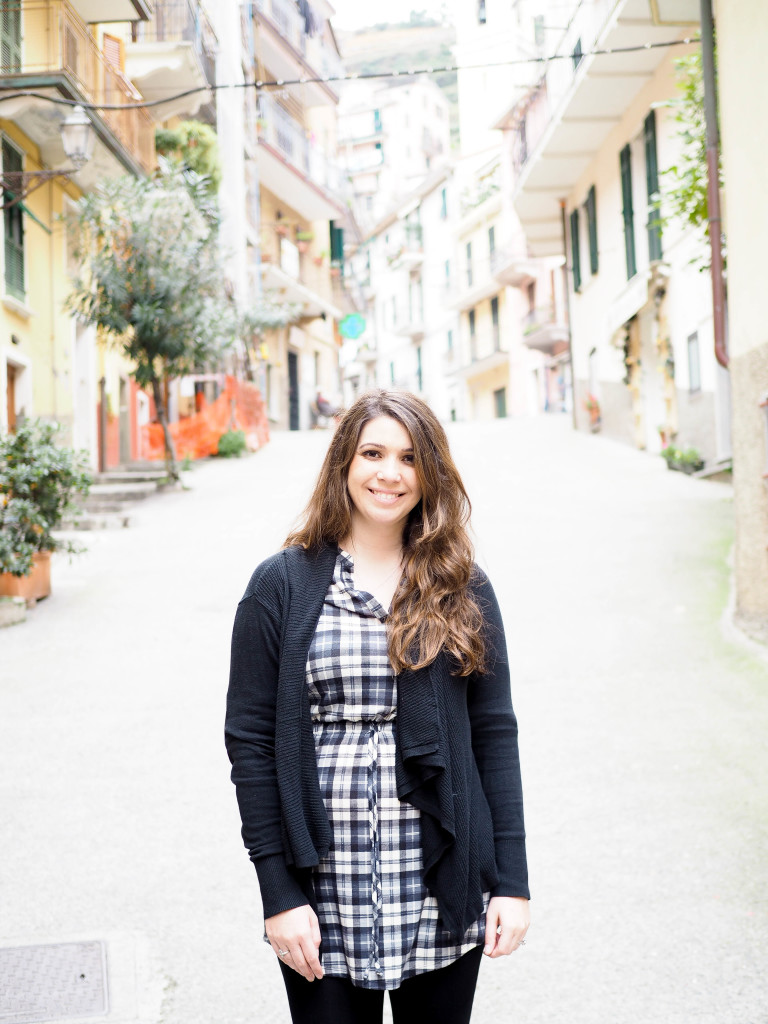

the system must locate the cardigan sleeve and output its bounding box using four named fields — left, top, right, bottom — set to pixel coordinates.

left=467, top=570, right=530, bottom=901
left=225, top=560, right=309, bottom=918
